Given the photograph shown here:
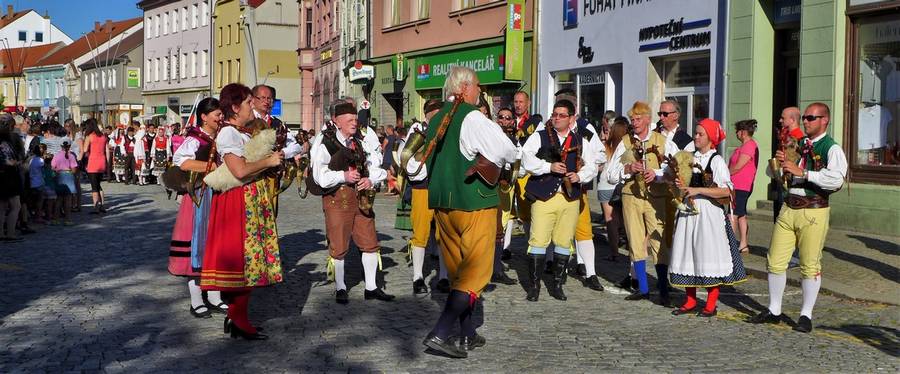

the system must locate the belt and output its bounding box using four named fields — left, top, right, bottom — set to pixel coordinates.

left=786, top=194, right=829, bottom=209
